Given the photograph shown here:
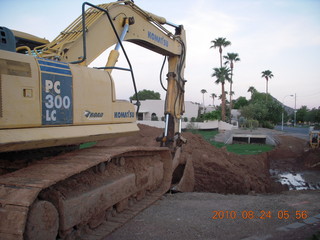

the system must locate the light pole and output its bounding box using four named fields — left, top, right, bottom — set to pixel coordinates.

left=281, top=94, right=294, bottom=131
left=294, top=93, right=297, bottom=127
